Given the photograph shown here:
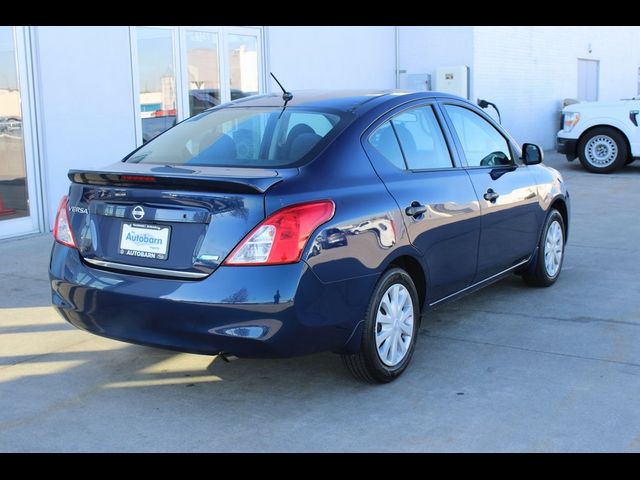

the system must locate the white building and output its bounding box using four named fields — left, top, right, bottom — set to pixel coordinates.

left=1, top=25, right=639, bottom=240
